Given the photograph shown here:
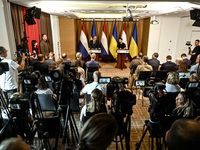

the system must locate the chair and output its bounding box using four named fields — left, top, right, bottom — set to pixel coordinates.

left=162, top=65, right=177, bottom=72
left=154, top=70, right=168, bottom=82
left=179, top=78, right=189, bottom=89
left=35, top=94, right=59, bottom=140
left=87, top=67, right=99, bottom=83
left=151, top=65, right=159, bottom=77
